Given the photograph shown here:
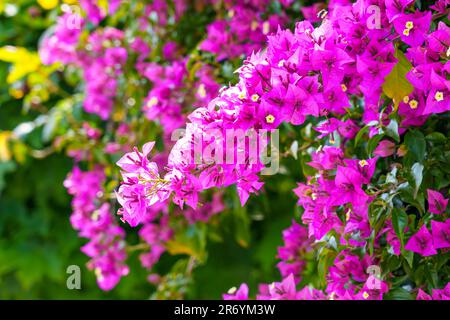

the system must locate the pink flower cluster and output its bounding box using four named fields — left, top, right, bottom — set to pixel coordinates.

left=277, top=221, right=311, bottom=282
left=405, top=218, right=450, bottom=256
left=139, top=60, right=220, bottom=134
left=294, top=153, right=377, bottom=243
left=200, top=0, right=287, bottom=60
left=79, top=0, right=122, bottom=25
left=64, top=167, right=129, bottom=290
left=116, top=0, right=449, bottom=299
left=117, top=0, right=402, bottom=216
left=224, top=267, right=388, bottom=300
left=40, top=17, right=129, bottom=119
left=417, top=283, right=450, bottom=300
